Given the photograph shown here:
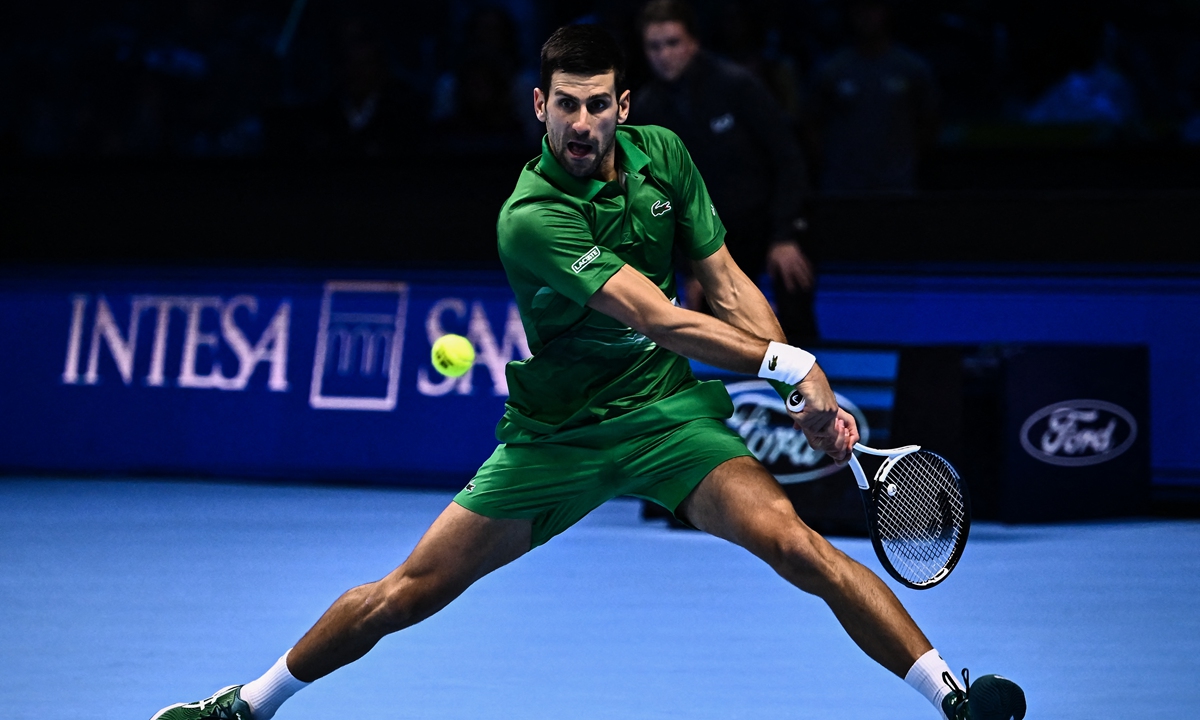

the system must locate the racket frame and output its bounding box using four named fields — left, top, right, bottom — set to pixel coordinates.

left=861, top=446, right=972, bottom=589
left=786, top=391, right=969, bottom=589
